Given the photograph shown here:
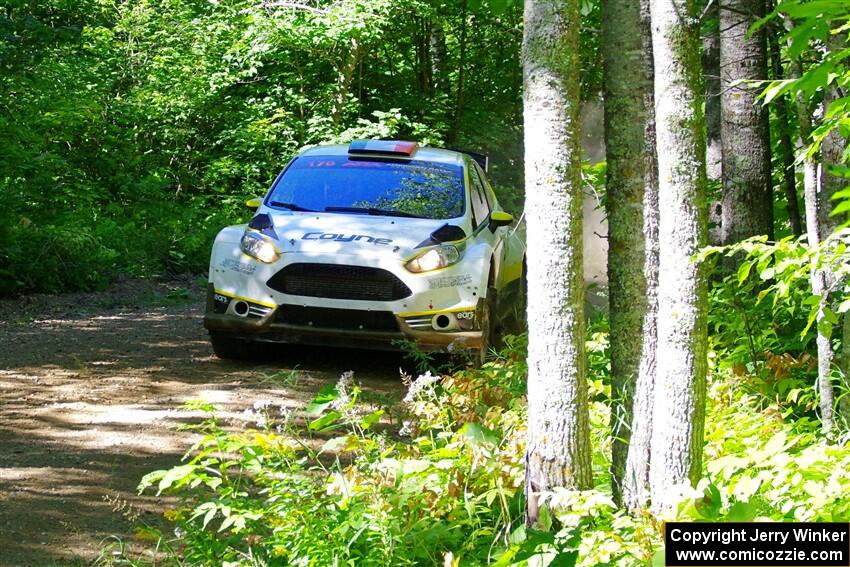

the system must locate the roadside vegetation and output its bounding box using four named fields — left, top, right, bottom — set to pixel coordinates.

left=108, top=311, right=850, bottom=565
